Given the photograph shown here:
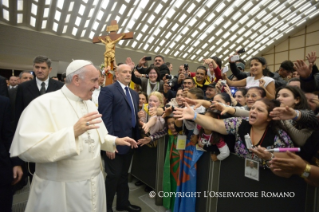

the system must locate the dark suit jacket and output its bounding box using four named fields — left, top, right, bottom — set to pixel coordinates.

left=8, top=87, right=18, bottom=127
left=0, top=75, right=9, bottom=97
left=98, top=81, right=139, bottom=154
left=15, top=78, right=64, bottom=127
left=0, top=96, right=23, bottom=186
